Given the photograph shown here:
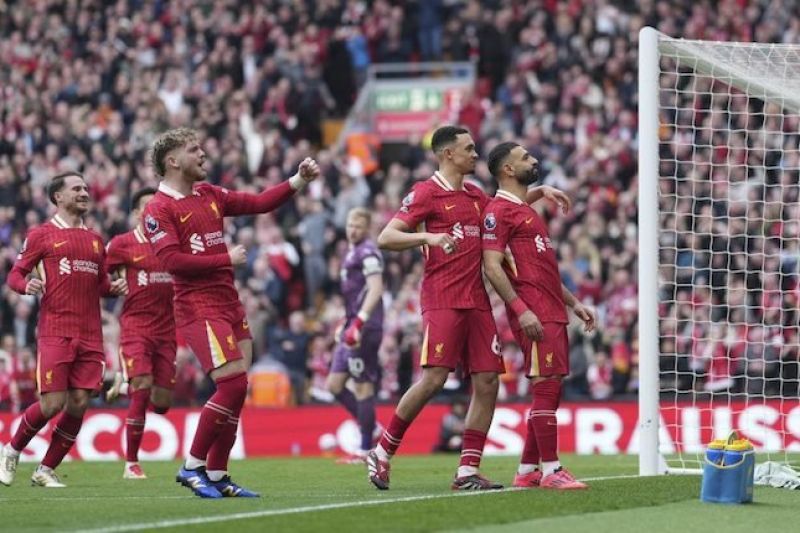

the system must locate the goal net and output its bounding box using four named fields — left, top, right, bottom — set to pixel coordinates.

left=638, top=28, right=800, bottom=475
